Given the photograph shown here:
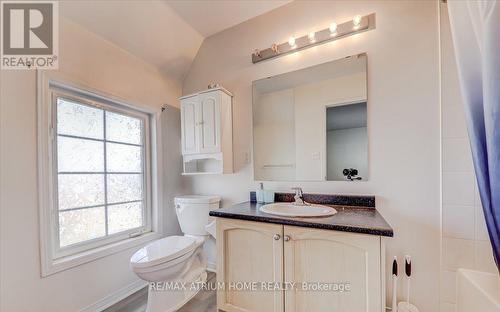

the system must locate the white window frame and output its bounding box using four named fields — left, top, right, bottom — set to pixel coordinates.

left=52, top=91, right=152, bottom=257
left=38, top=72, right=163, bottom=276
